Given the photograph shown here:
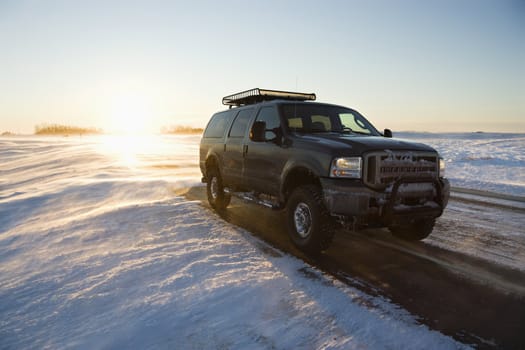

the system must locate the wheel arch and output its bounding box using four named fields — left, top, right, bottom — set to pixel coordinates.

left=204, top=153, right=221, bottom=180
left=281, top=164, right=322, bottom=204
